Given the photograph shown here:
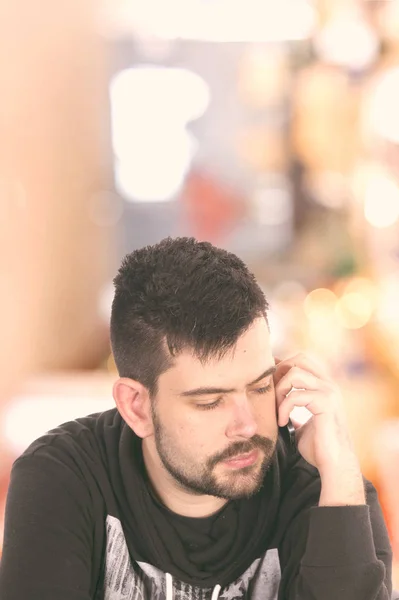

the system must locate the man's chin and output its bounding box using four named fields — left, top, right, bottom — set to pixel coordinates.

left=213, top=466, right=266, bottom=500
left=216, top=481, right=264, bottom=501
